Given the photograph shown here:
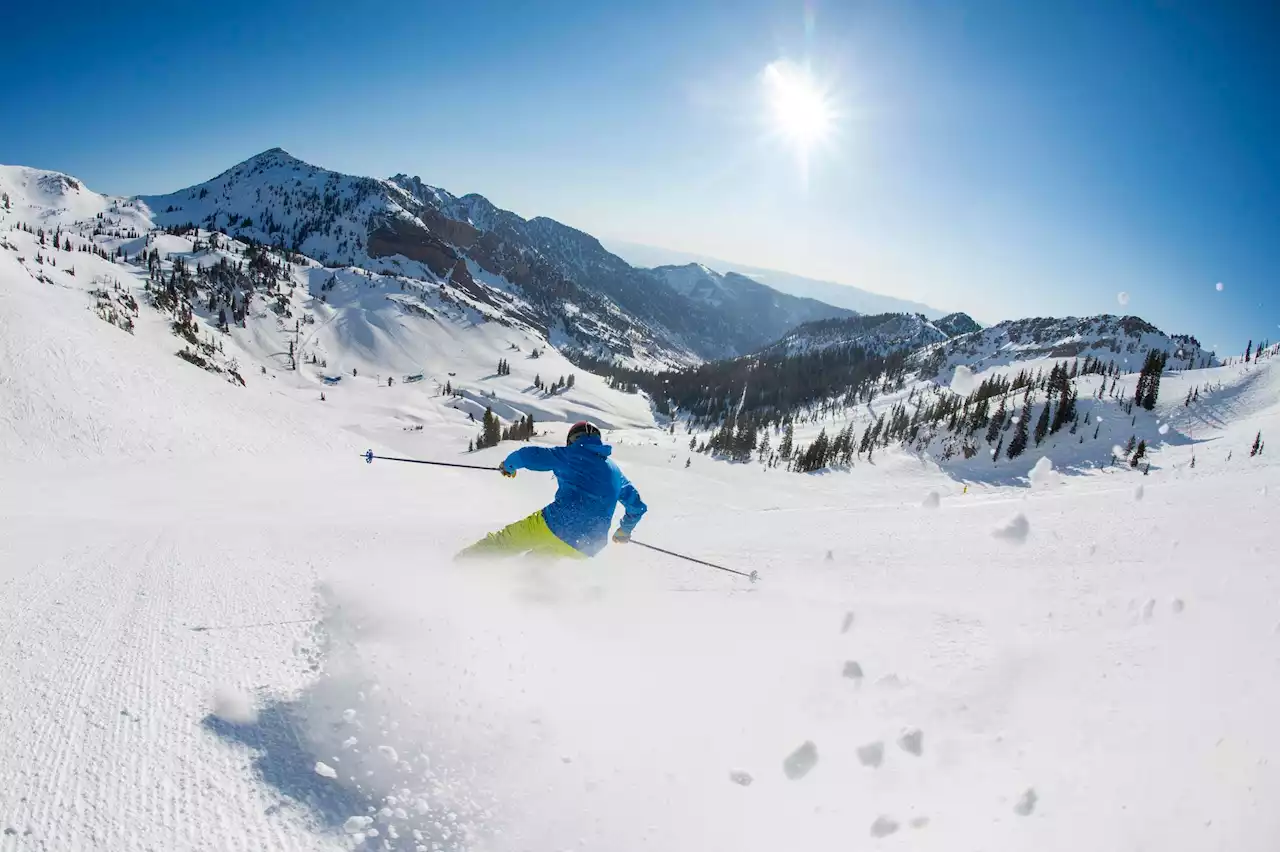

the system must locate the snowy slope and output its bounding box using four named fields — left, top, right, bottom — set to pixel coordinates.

left=0, top=175, right=657, bottom=464
left=2, top=334, right=1277, bottom=851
